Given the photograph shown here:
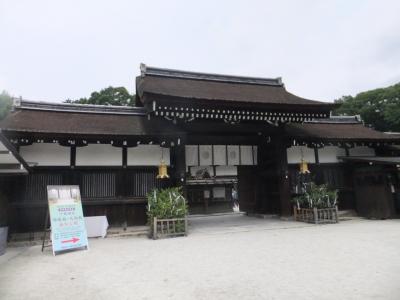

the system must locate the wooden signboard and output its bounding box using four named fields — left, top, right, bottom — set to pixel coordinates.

left=47, top=185, right=89, bottom=255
